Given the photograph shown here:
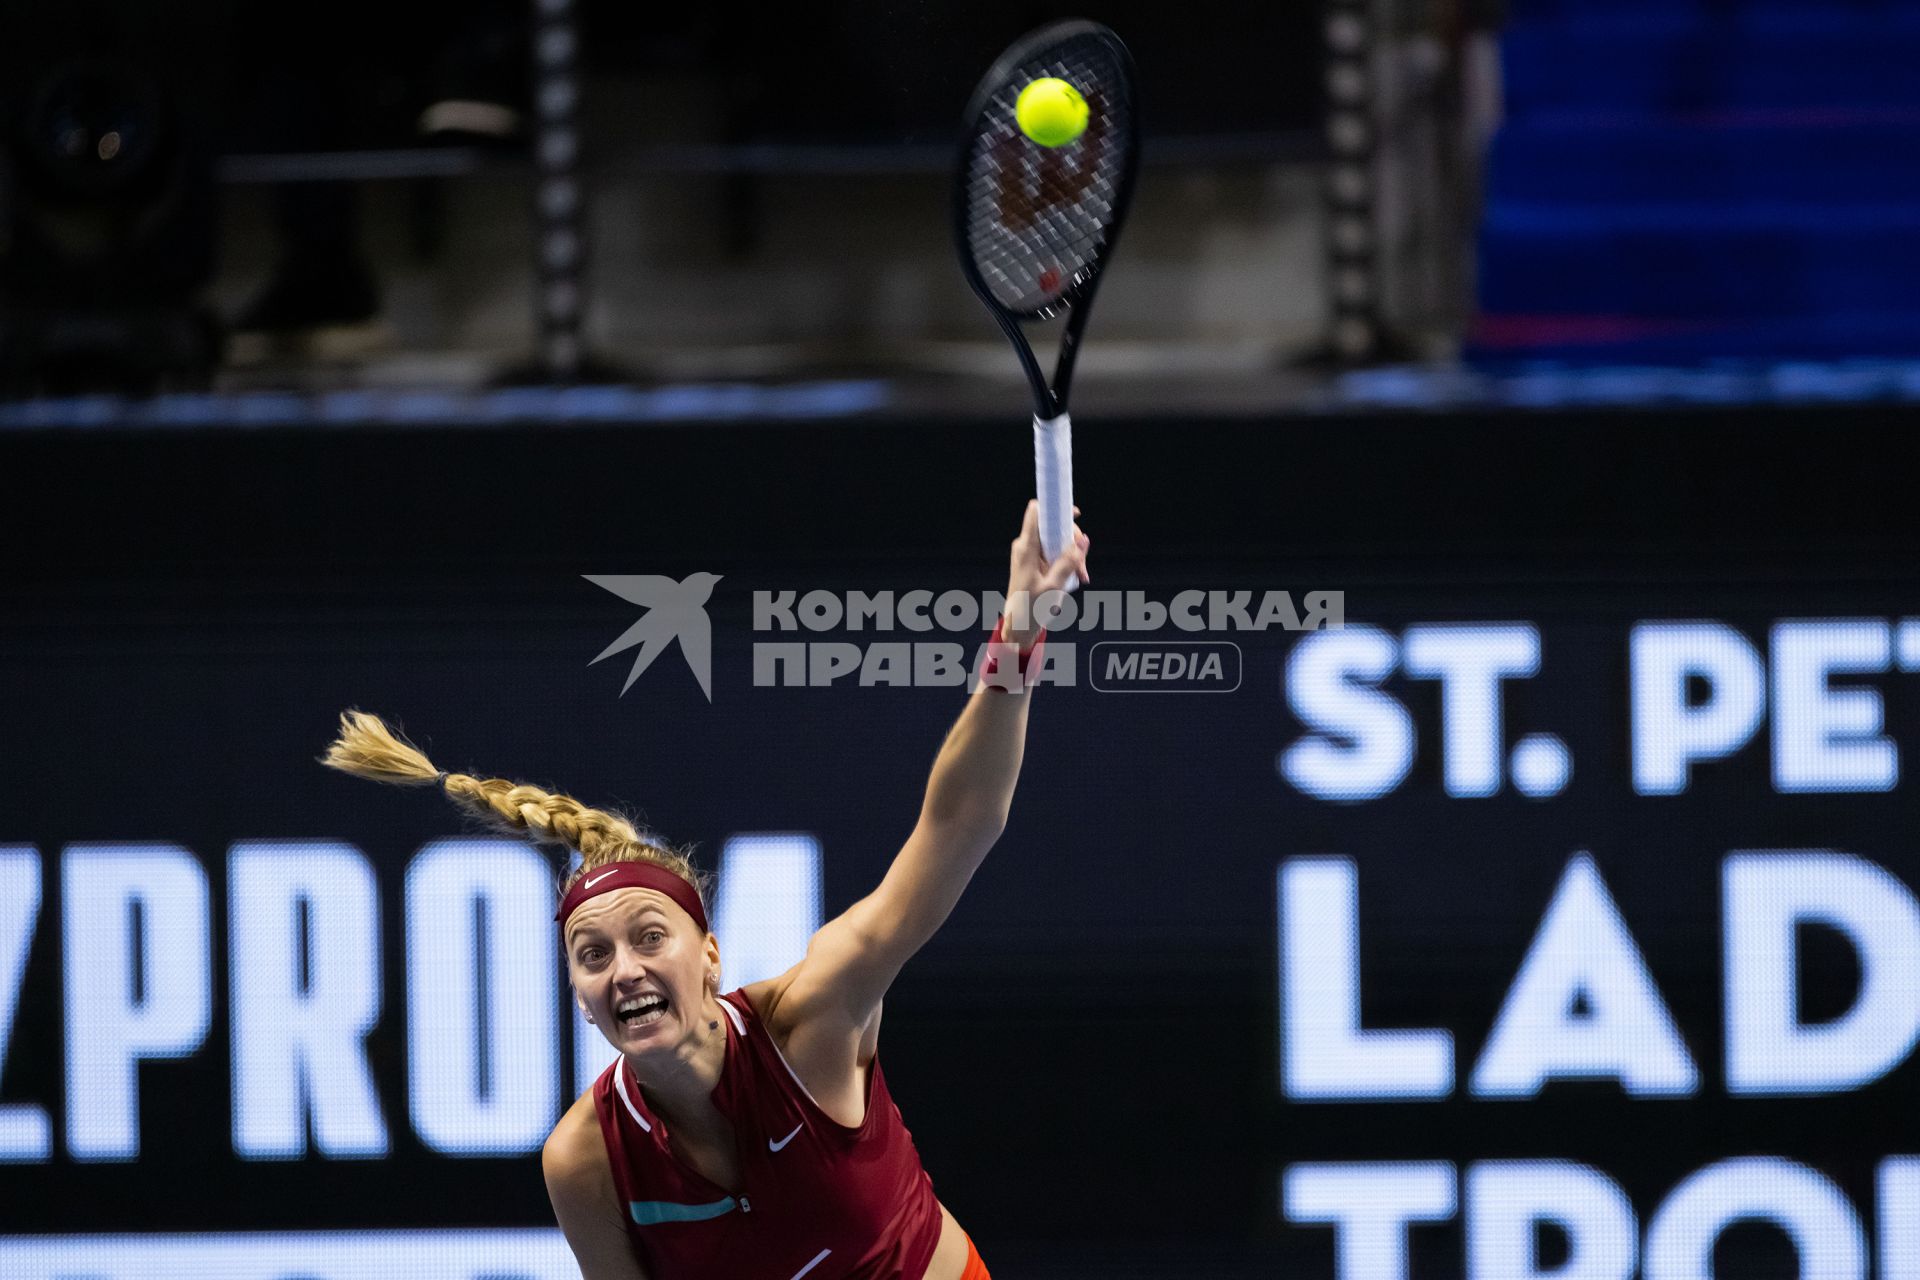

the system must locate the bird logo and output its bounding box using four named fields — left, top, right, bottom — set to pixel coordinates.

left=584, top=573, right=723, bottom=701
